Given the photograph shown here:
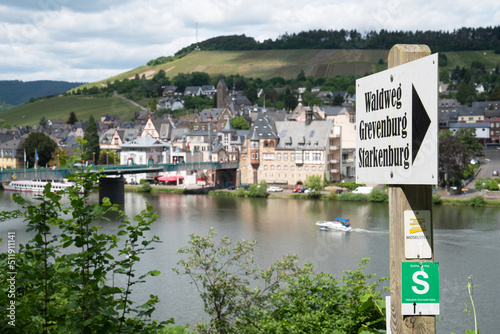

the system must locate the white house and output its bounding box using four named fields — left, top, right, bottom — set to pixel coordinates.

left=119, top=136, right=171, bottom=167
